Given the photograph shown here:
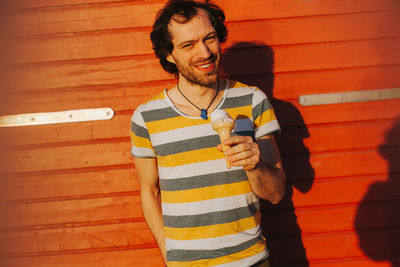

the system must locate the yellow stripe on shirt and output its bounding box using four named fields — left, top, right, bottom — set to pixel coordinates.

left=224, top=105, right=252, bottom=121
left=254, top=108, right=276, bottom=129
left=147, top=115, right=209, bottom=134
left=157, top=147, right=224, bottom=167
left=161, top=180, right=252, bottom=204
left=131, top=133, right=152, bottom=148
